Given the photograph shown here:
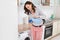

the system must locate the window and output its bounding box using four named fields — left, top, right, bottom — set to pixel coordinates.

left=41, top=0, right=50, bottom=6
